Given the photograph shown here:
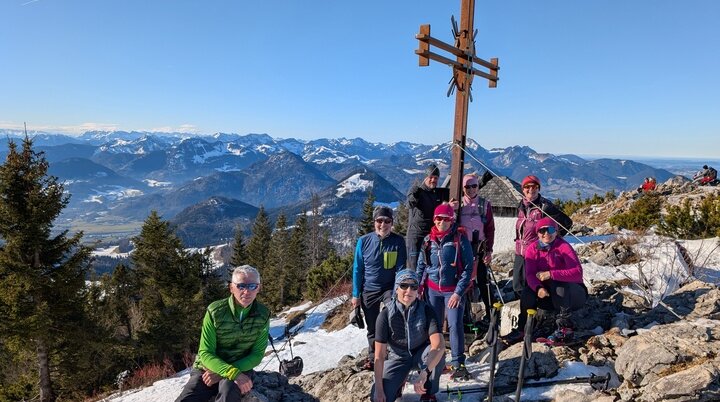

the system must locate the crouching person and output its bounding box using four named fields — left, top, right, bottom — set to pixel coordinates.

left=372, top=270, right=445, bottom=402
left=176, top=265, right=270, bottom=402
